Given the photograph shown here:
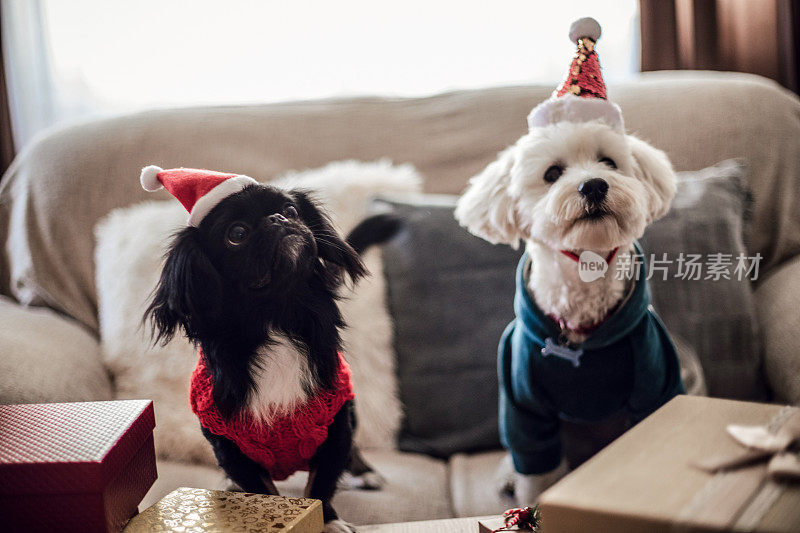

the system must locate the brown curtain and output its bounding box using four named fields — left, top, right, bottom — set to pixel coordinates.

left=640, top=0, right=799, bottom=93
left=0, top=7, right=15, bottom=177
